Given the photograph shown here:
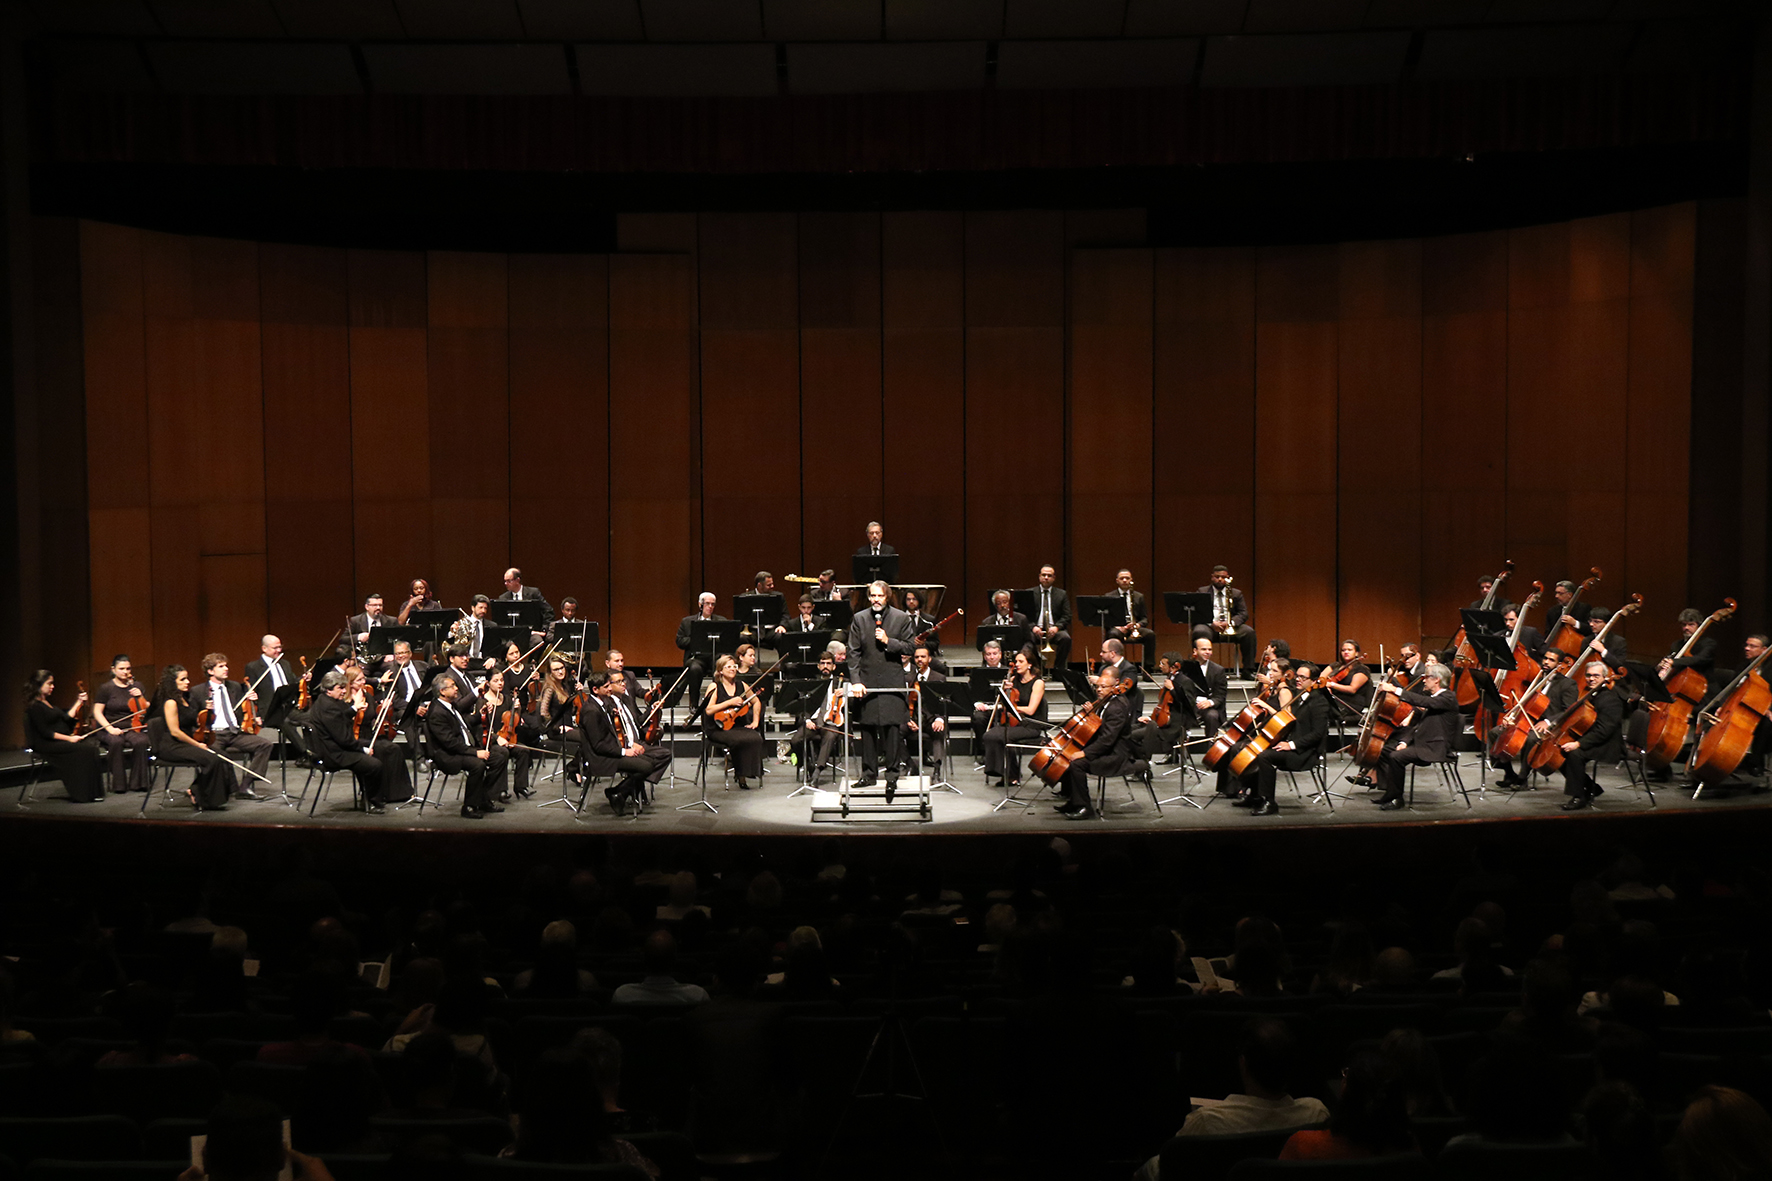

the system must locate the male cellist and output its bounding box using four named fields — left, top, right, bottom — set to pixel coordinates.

left=1371, top=660, right=1458, bottom=811
left=1558, top=662, right=1624, bottom=811
left=1056, top=665, right=1141, bottom=821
